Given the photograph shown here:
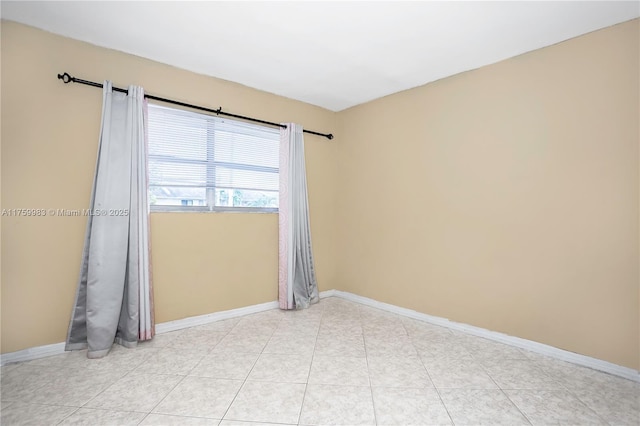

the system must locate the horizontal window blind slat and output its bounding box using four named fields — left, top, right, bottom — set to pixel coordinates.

left=147, top=103, right=280, bottom=209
